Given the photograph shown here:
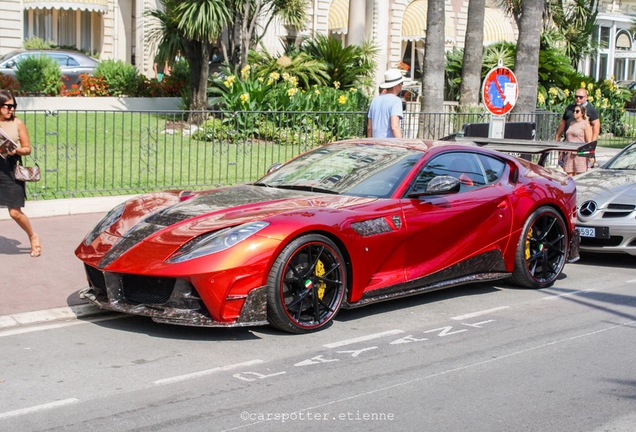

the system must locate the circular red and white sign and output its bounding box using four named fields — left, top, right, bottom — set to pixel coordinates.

left=481, top=66, right=518, bottom=116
